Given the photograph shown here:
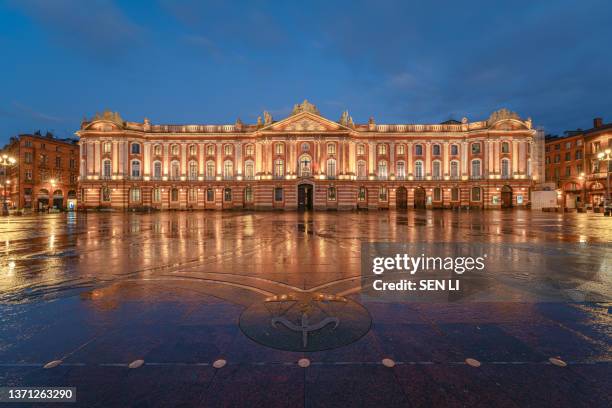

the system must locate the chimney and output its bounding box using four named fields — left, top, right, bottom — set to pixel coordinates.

left=593, top=117, right=603, bottom=128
